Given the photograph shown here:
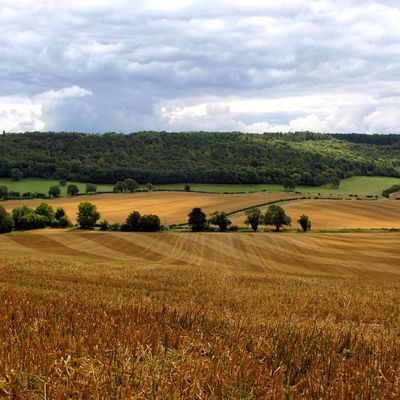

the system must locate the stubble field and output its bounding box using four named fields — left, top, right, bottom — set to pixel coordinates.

left=231, top=198, right=400, bottom=230
left=0, top=229, right=399, bottom=398
left=1, top=191, right=300, bottom=225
